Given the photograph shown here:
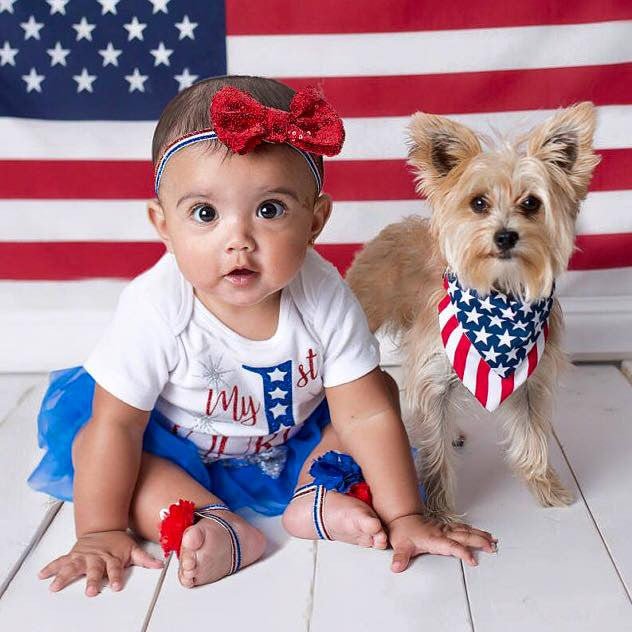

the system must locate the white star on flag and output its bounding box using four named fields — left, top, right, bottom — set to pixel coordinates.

left=0, top=0, right=17, bottom=14
left=0, top=41, right=18, bottom=66
left=460, top=288, right=474, bottom=305
left=269, top=387, right=287, bottom=400
left=488, top=314, right=504, bottom=329
left=47, top=42, right=70, bottom=67
left=125, top=67, right=148, bottom=92
left=519, top=302, right=533, bottom=315
left=47, top=0, right=69, bottom=15
left=447, top=278, right=458, bottom=295
left=73, top=17, right=96, bottom=42
left=505, top=347, right=519, bottom=362
left=99, top=42, right=122, bottom=67
left=73, top=68, right=97, bottom=93
left=150, top=42, right=173, bottom=66
left=270, top=403, right=288, bottom=419
left=21, top=16, right=45, bottom=40
left=474, top=327, right=492, bottom=345
left=149, top=0, right=170, bottom=14
left=124, top=16, right=147, bottom=41
left=175, top=15, right=197, bottom=40
left=483, top=347, right=500, bottom=363
left=497, top=329, right=516, bottom=348
left=495, top=291, right=508, bottom=303
left=174, top=67, right=198, bottom=91
left=500, top=306, right=516, bottom=320
left=268, top=368, right=287, bottom=382
left=513, top=320, right=528, bottom=331
left=465, top=307, right=482, bottom=324
left=479, top=296, right=494, bottom=311
left=97, top=0, right=120, bottom=15
left=22, top=67, right=45, bottom=92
